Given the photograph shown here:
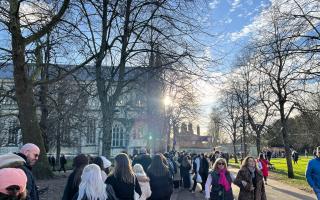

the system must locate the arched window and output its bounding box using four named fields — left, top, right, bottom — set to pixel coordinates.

left=112, top=123, right=127, bottom=147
